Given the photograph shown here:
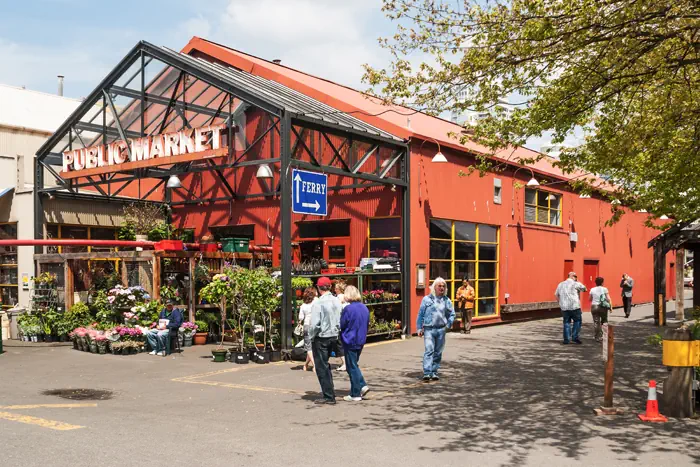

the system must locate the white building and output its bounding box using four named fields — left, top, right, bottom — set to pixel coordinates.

left=0, top=83, right=82, bottom=309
